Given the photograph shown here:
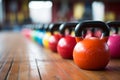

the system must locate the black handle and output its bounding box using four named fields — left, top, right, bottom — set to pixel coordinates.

left=59, top=22, right=78, bottom=35
left=107, top=21, right=120, bottom=34
left=75, top=21, right=110, bottom=37
left=43, top=24, right=50, bottom=31
left=34, top=24, right=44, bottom=30
left=49, top=23, right=62, bottom=34
left=28, top=24, right=42, bottom=30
